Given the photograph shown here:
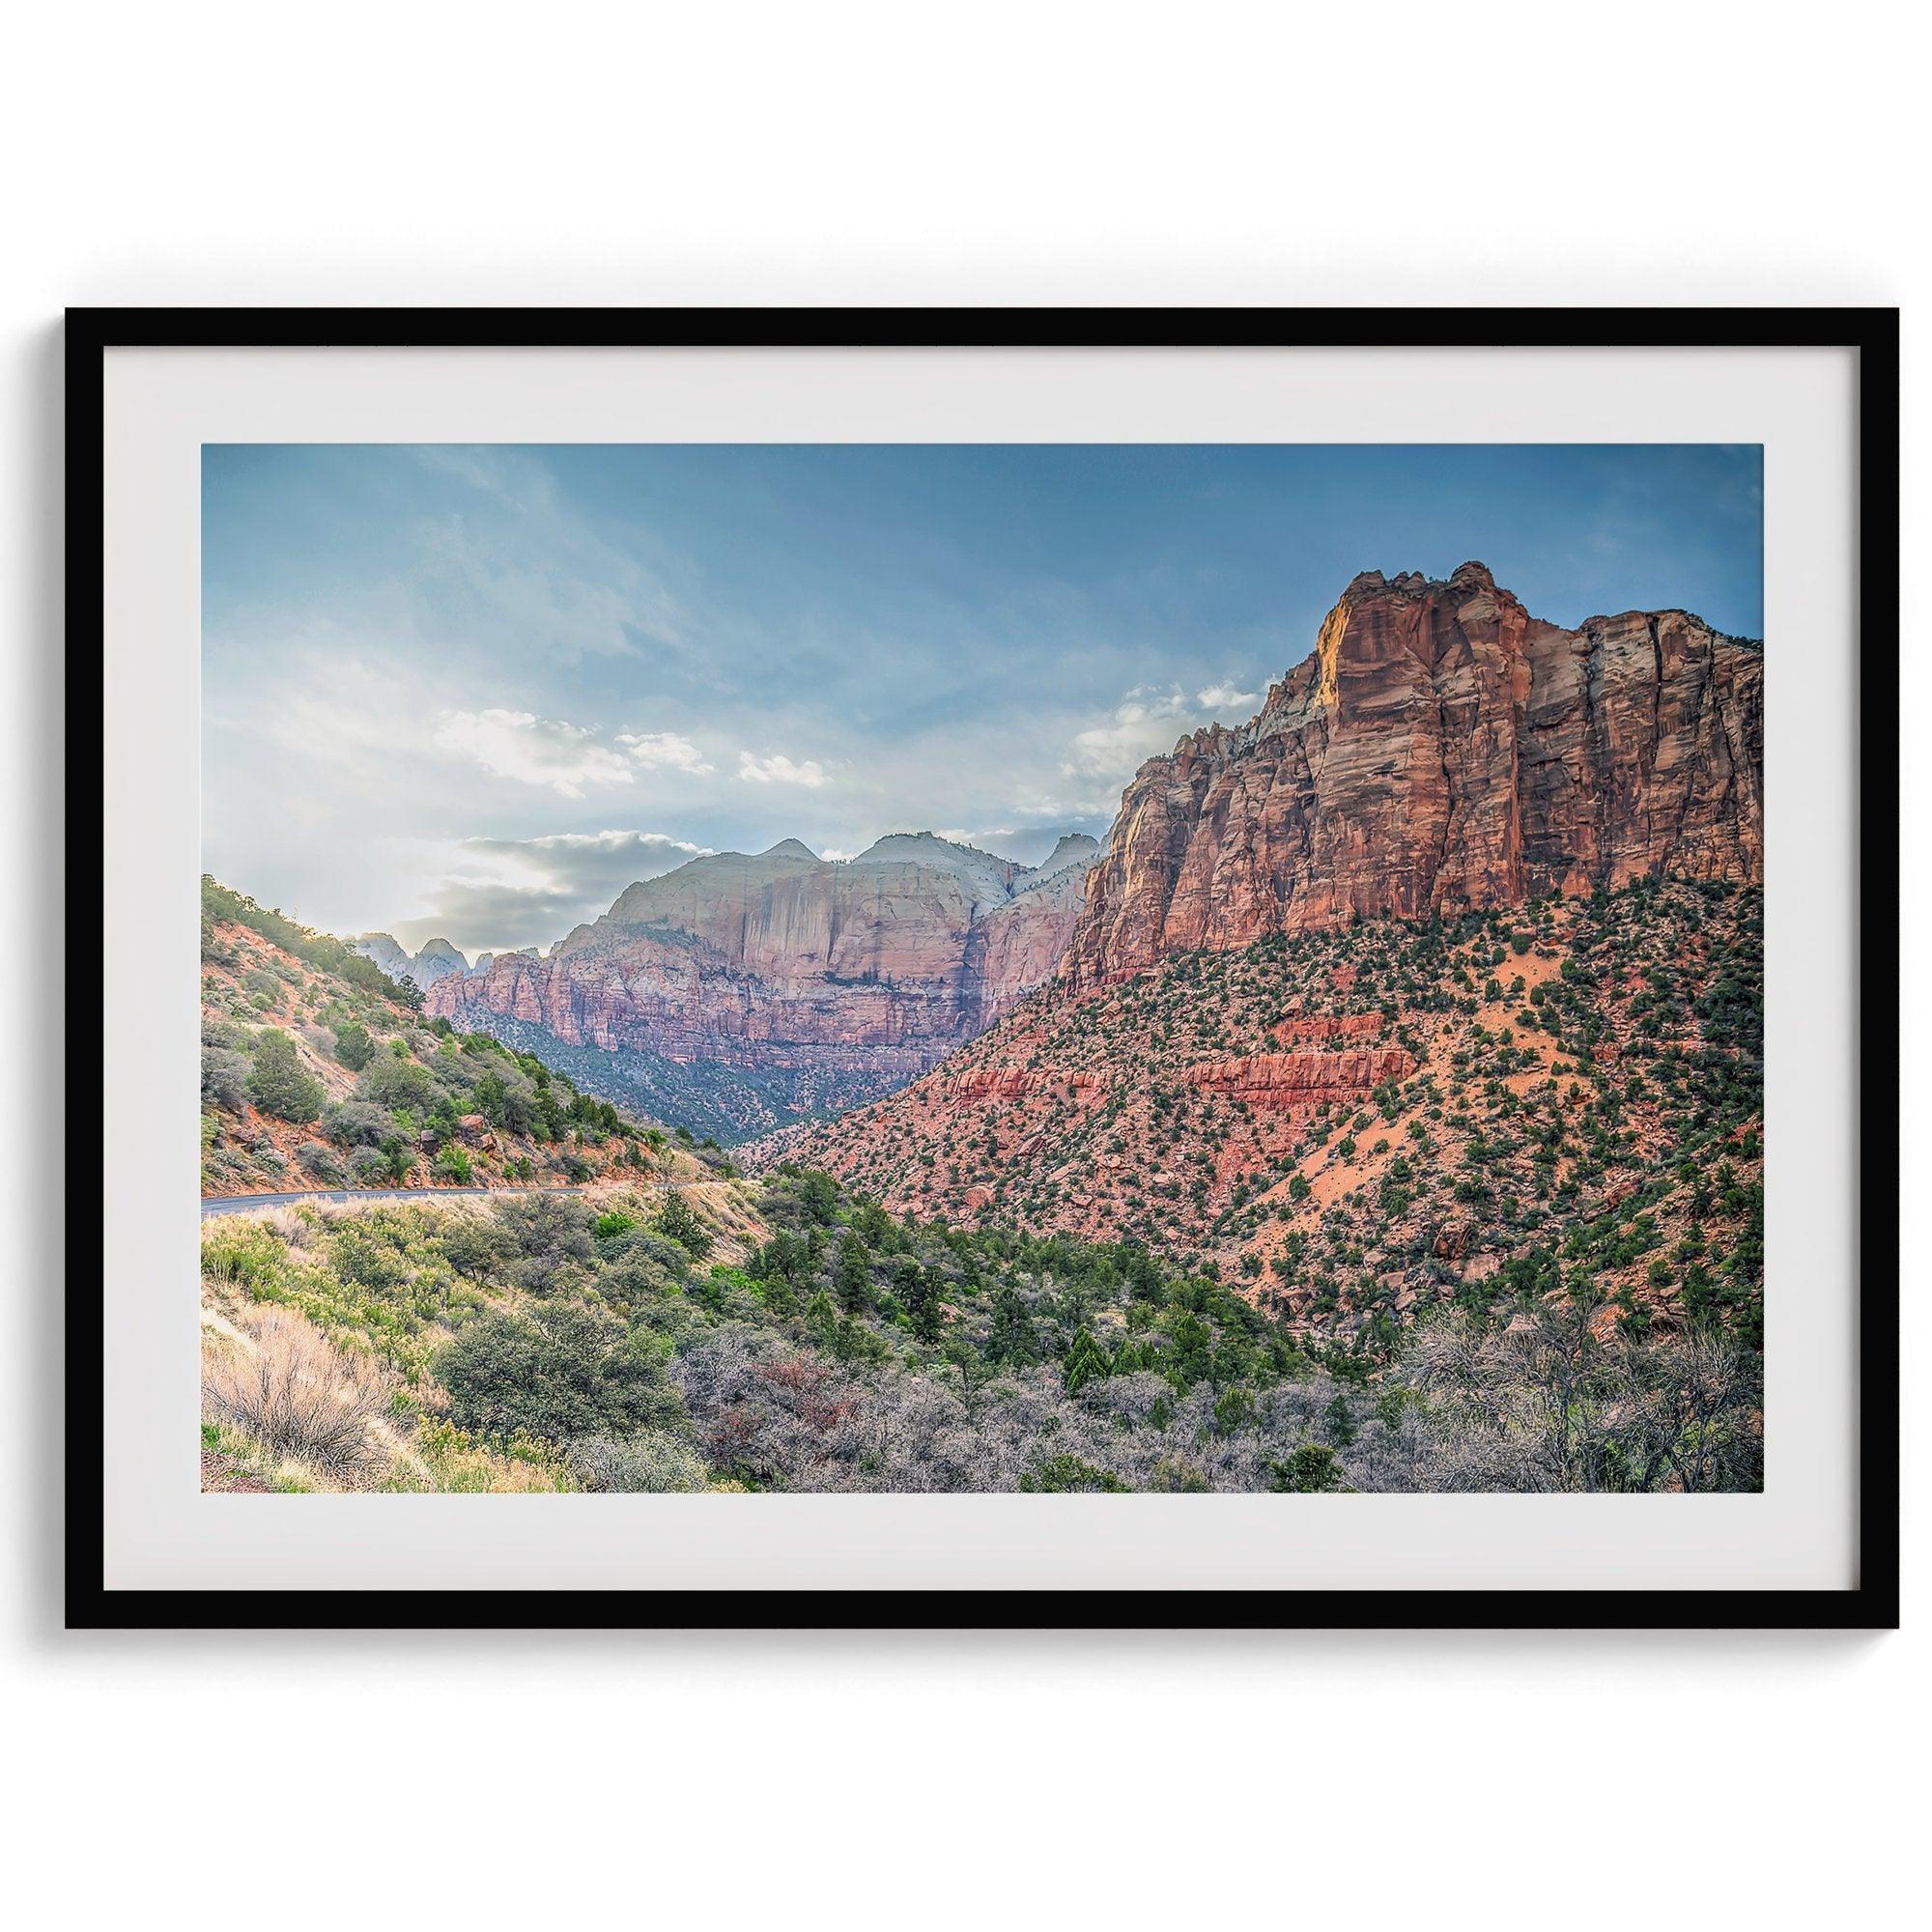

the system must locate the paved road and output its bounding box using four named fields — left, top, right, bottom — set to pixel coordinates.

left=200, top=1180, right=702, bottom=1219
